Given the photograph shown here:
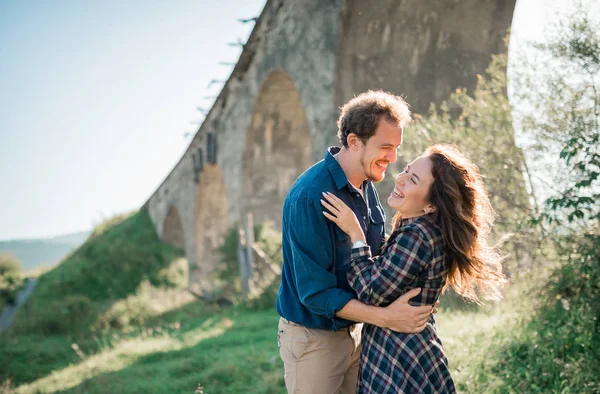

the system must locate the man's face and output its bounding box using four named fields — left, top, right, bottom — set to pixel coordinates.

left=357, top=119, right=403, bottom=182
